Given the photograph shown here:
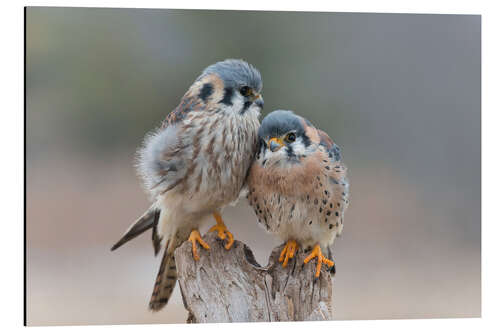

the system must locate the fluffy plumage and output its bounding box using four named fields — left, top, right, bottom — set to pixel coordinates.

left=247, top=110, right=349, bottom=276
left=112, top=59, right=263, bottom=311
